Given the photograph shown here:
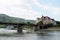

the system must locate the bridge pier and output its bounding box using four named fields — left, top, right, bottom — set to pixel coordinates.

left=34, top=26, right=39, bottom=31
left=17, top=25, right=22, bottom=33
